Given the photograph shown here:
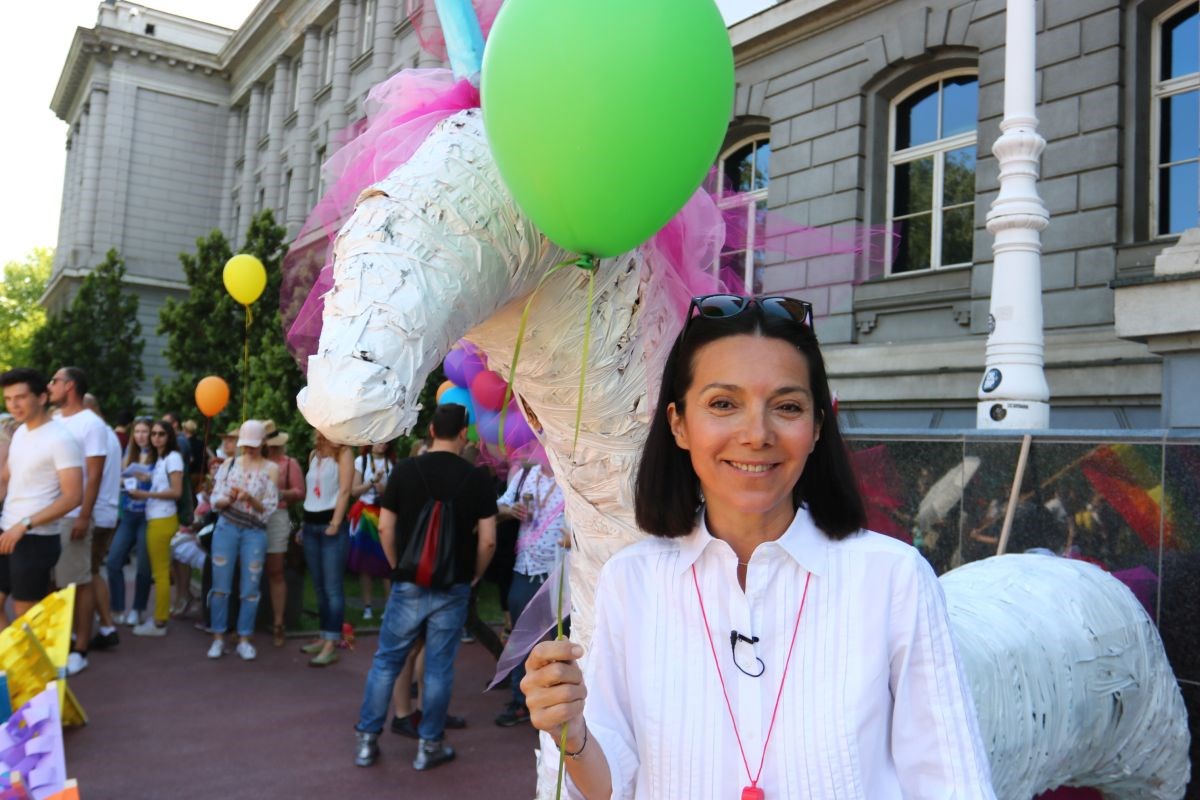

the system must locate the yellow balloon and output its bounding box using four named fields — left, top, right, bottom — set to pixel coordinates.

left=436, top=380, right=456, bottom=402
left=223, top=253, right=267, bottom=306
